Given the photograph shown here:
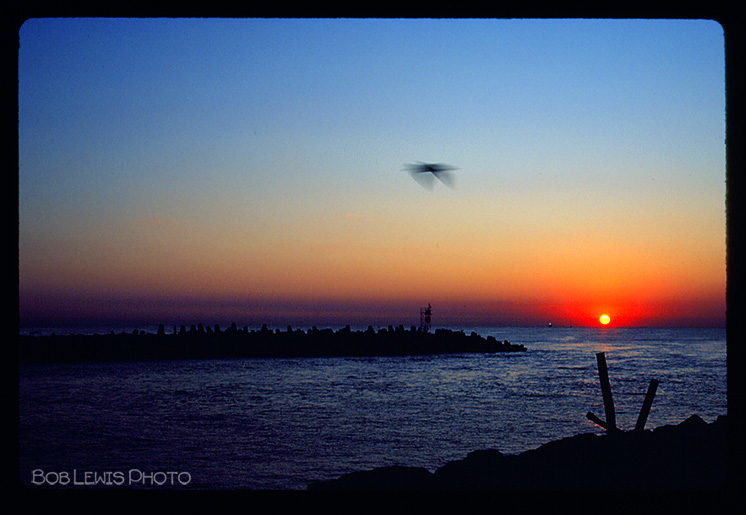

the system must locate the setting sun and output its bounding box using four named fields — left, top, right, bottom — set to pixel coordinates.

left=599, top=314, right=611, bottom=325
